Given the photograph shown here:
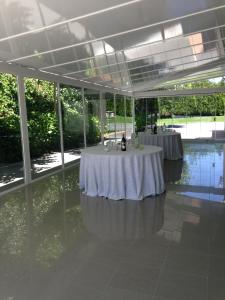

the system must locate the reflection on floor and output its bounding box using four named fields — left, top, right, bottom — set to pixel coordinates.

left=0, top=142, right=224, bottom=299
left=165, top=142, right=225, bottom=203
